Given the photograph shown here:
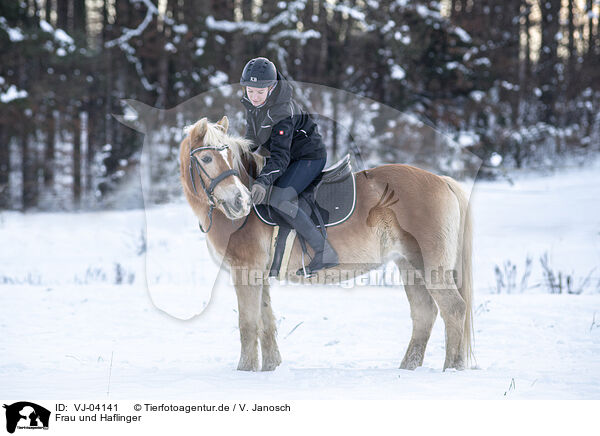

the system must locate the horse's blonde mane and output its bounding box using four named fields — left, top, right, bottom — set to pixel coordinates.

left=185, top=117, right=264, bottom=176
